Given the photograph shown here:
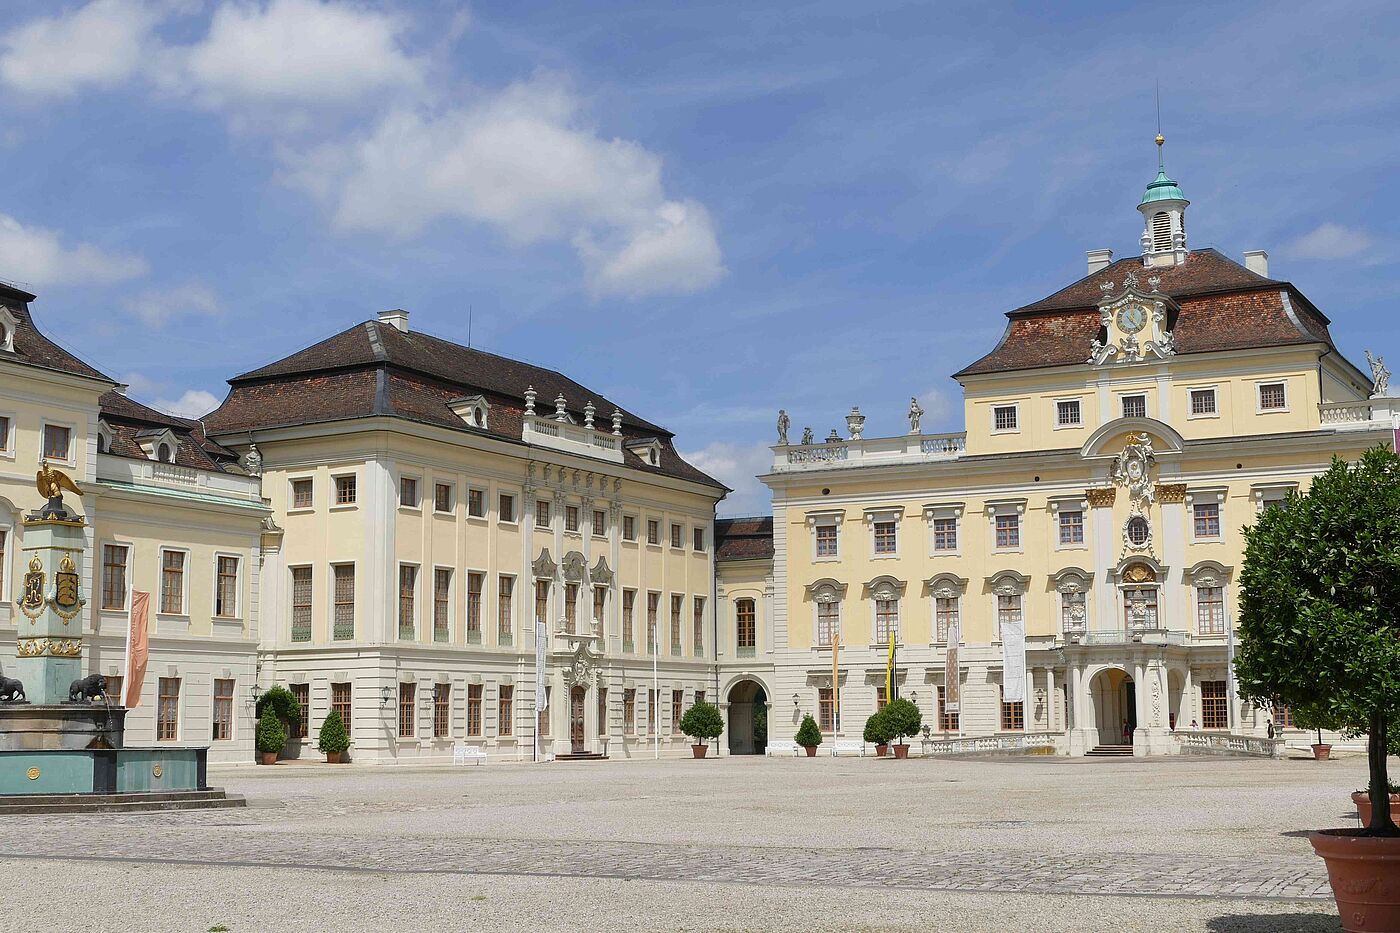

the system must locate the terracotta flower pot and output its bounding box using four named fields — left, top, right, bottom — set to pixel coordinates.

left=259, top=752, right=278, bottom=765
left=1310, top=828, right=1400, bottom=932
left=803, top=745, right=818, bottom=757
left=874, top=744, right=888, bottom=758
left=1314, top=743, right=1333, bottom=761
left=1352, top=792, right=1400, bottom=827
left=893, top=744, right=910, bottom=759
left=326, top=752, right=342, bottom=764
left=691, top=744, right=708, bottom=759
